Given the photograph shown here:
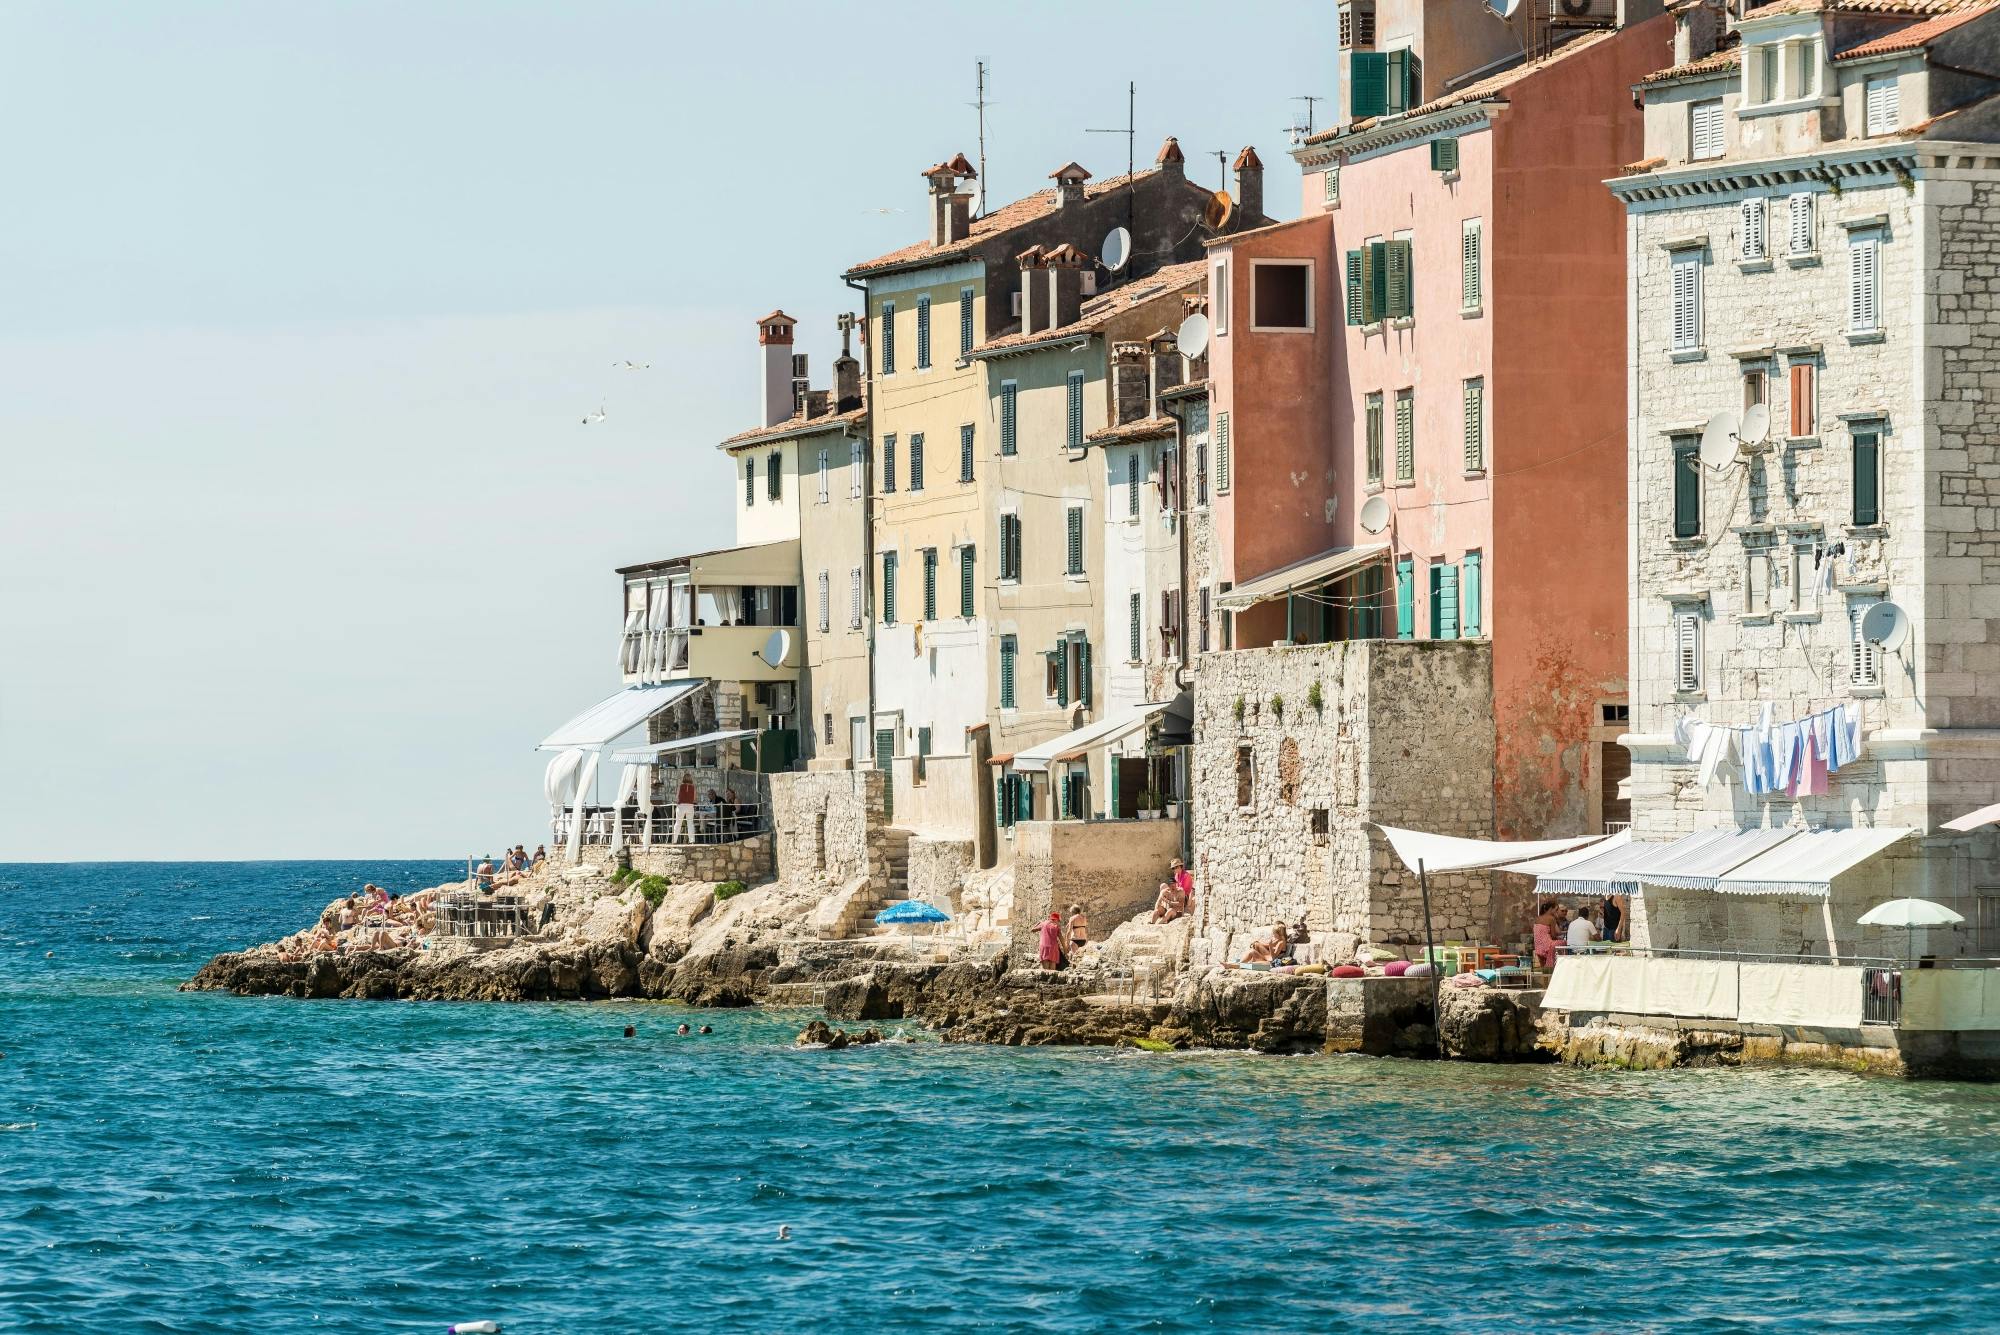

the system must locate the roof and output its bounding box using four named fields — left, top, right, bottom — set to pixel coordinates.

left=757, top=309, right=795, bottom=325
left=1084, top=415, right=1177, bottom=446
left=1750, top=0, right=1983, bottom=15
left=1218, top=543, right=1388, bottom=611
left=1837, top=3, right=1997, bottom=57
left=1304, top=30, right=1616, bottom=145
left=971, top=258, right=1205, bottom=356
left=1713, top=826, right=1915, bottom=896
left=720, top=404, right=866, bottom=451
left=846, top=167, right=1198, bottom=277
left=1638, top=44, right=1742, bottom=85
